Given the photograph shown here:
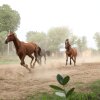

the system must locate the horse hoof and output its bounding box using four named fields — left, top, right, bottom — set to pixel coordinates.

left=30, top=65, right=33, bottom=68
left=31, top=66, right=35, bottom=69
left=29, top=70, right=32, bottom=73
left=39, top=63, right=42, bottom=66
left=25, top=64, right=28, bottom=67
left=65, top=64, right=67, bottom=67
